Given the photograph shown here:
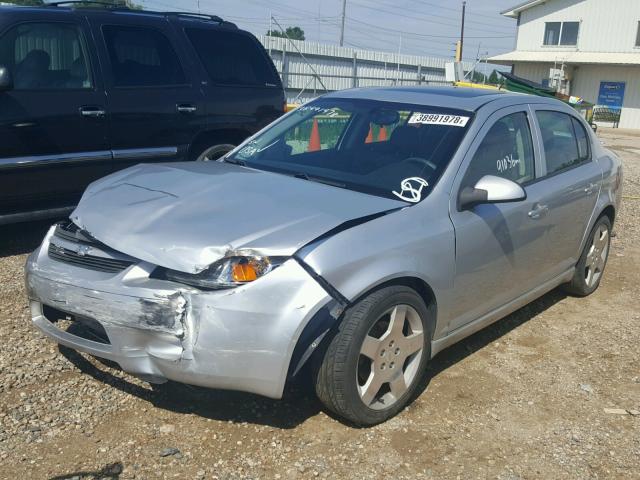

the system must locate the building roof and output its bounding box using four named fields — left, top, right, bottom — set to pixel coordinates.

left=489, top=50, right=640, bottom=66
left=501, top=0, right=549, bottom=18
